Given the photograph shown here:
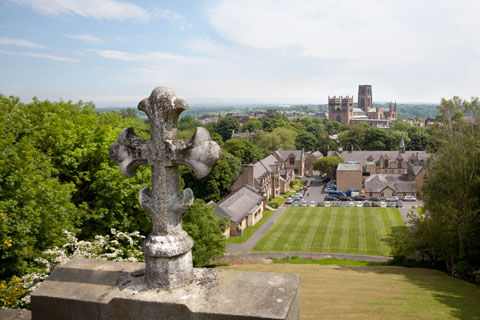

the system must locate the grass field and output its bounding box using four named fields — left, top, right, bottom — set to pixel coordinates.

left=253, top=207, right=405, bottom=256
left=229, top=263, right=480, bottom=319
